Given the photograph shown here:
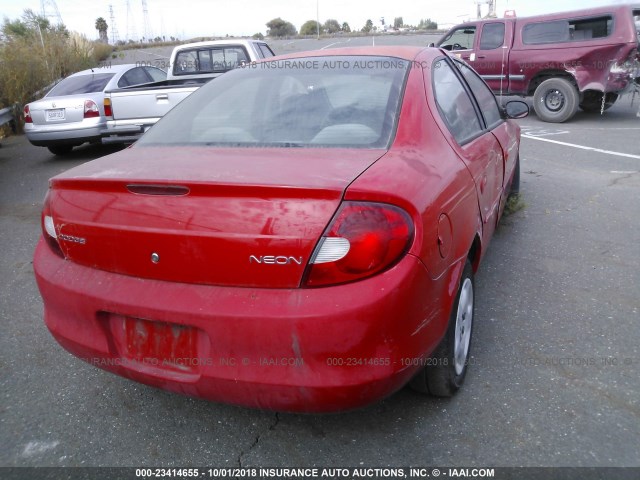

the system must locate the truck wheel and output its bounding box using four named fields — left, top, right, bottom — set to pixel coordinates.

left=579, top=92, right=618, bottom=113
left=533, top=78, right=579, bottom=123
left=410, top=259, right=474, bottom=397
